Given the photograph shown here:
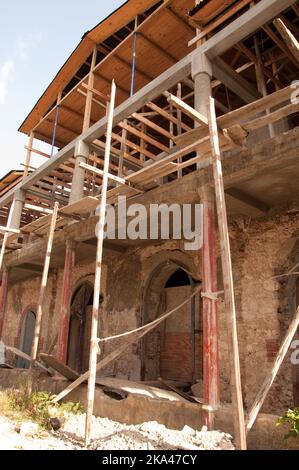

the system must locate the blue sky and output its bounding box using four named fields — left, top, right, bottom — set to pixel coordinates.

left=0, top=0, right=124, bottom=177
